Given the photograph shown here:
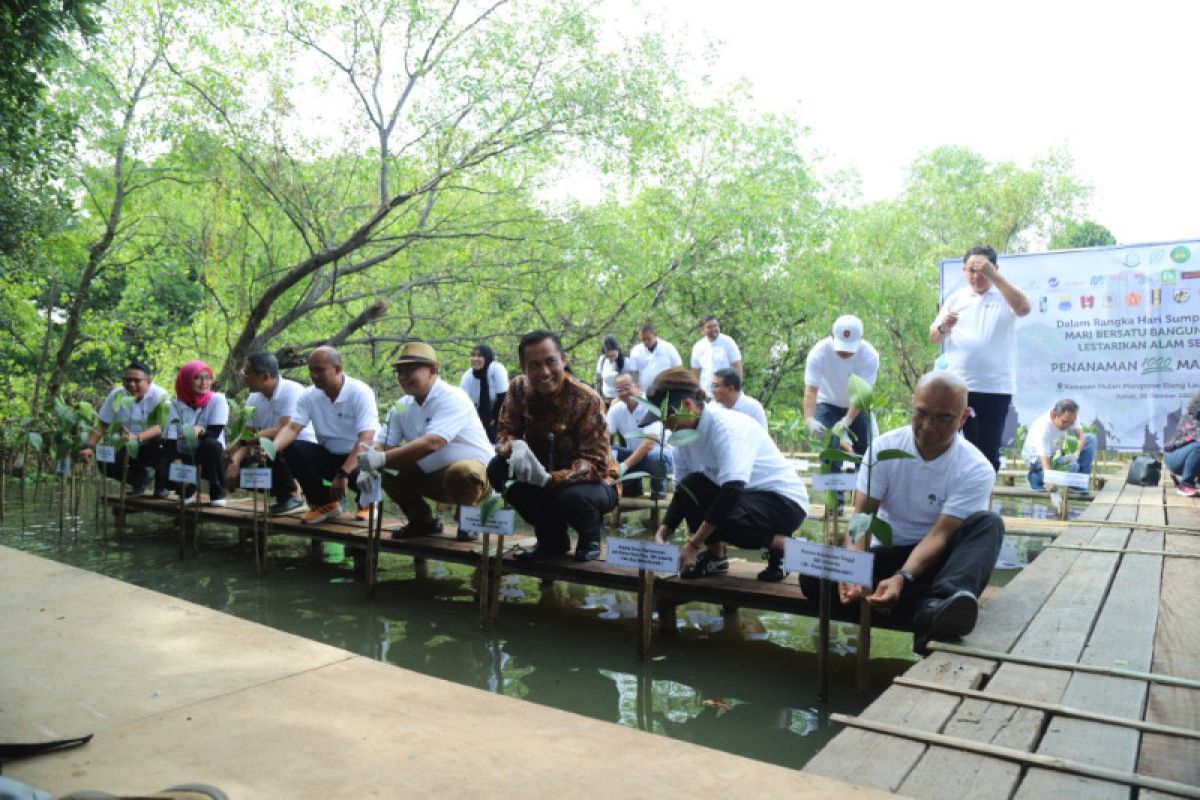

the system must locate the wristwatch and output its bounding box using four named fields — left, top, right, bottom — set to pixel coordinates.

left=335, top=468, right=350, bottom=479
left=895, top=569, right=916, bottom=585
